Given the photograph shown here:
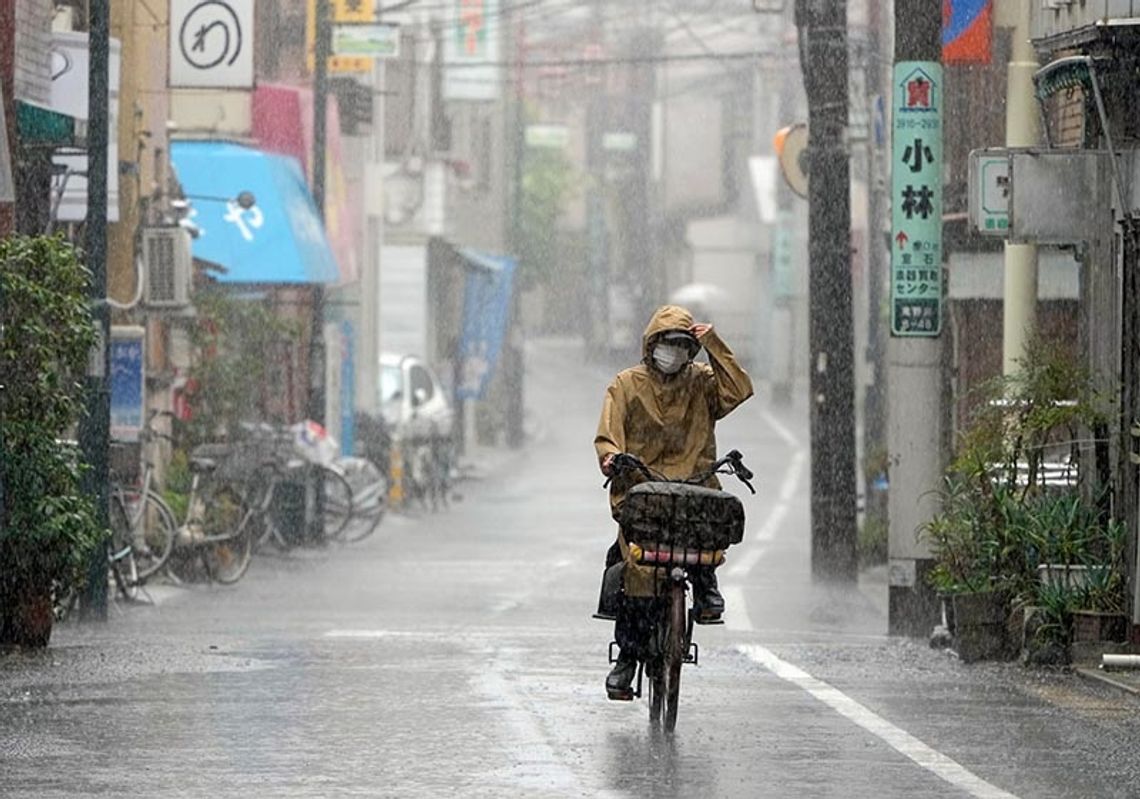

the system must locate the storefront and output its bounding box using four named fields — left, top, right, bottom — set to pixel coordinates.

left=169, top=140, right=344, bottom=438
